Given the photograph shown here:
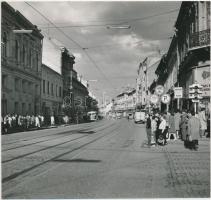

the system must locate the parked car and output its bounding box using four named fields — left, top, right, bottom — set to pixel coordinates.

left=134, top=110, right=146, bottom=123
